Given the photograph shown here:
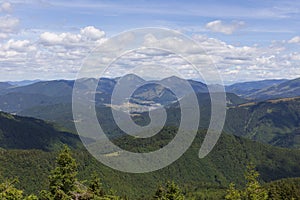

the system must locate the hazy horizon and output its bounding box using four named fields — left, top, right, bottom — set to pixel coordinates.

left=2, top=73, right=293, bottom=86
